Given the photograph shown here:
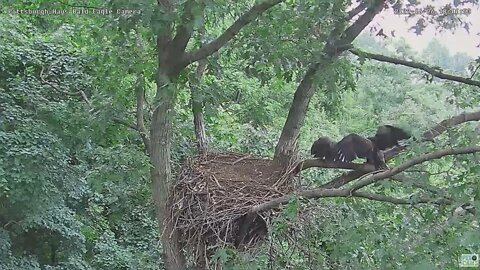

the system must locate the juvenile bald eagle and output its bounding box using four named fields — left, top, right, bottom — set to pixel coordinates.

left=310, top=136, right=335, bottom=161
left=333, top=134, right=387, bottom=169
left=372, top=125, right=411, bottom=150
